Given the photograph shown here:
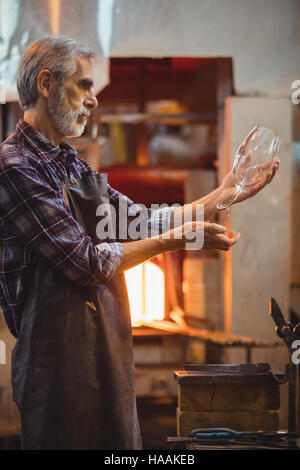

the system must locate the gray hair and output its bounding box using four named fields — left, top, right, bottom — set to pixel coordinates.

left=17, top=35, right=96, bottom=111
